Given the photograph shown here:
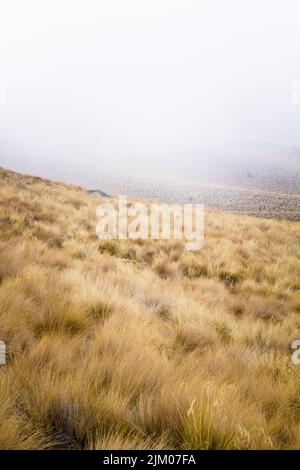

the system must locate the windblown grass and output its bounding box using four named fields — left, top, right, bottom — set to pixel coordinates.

left=0, top=166, right=299, bottom=449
